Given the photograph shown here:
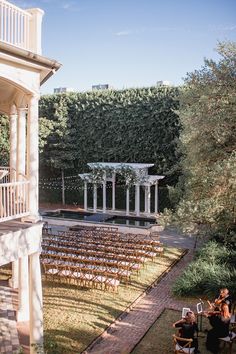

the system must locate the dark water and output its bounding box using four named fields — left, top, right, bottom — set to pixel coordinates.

left=41, top=209, right=156, bottom=227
